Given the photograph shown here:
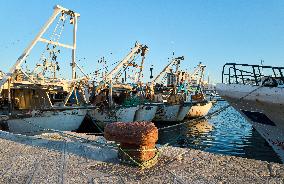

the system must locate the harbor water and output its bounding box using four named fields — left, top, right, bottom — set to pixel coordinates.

left=156, top=101, right=282, bottom=163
